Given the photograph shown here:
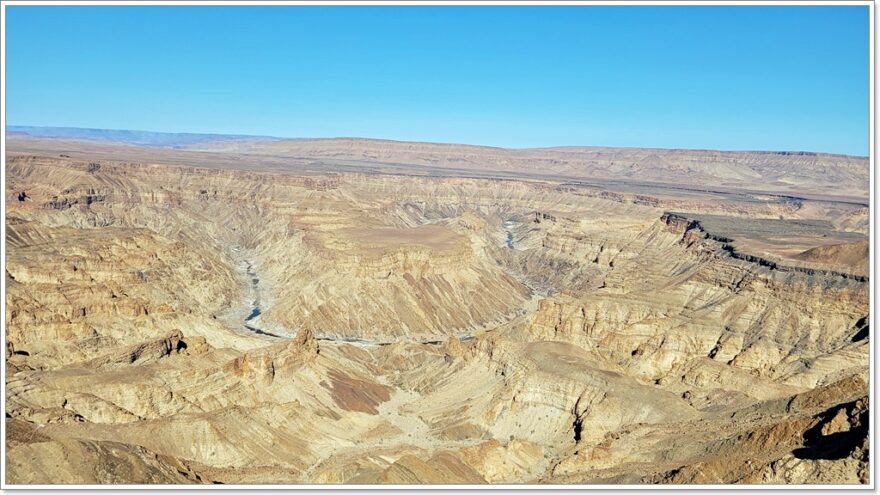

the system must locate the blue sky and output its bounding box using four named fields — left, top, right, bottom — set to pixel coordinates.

left=6, top=5, right=870, bottom=155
